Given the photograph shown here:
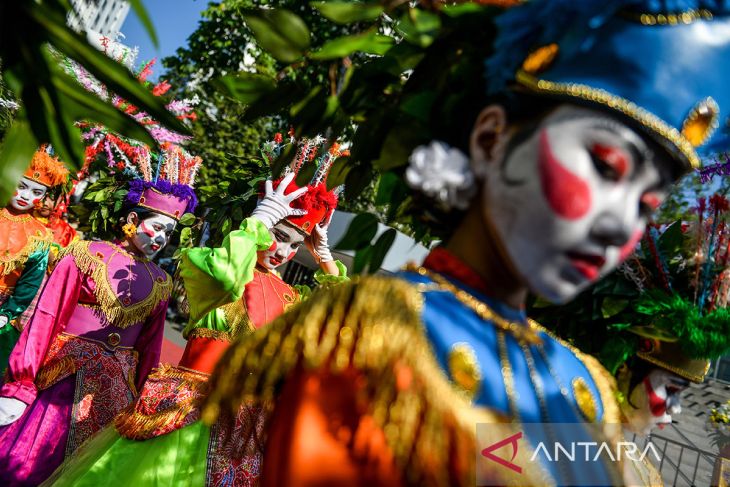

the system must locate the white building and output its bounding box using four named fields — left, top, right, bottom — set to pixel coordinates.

left=67, top=0, right=130, bottom=37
